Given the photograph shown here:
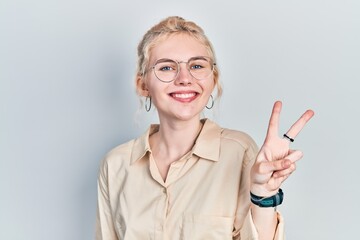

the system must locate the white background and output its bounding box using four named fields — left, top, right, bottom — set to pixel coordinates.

left=1, top=0, right=359, bottom=239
